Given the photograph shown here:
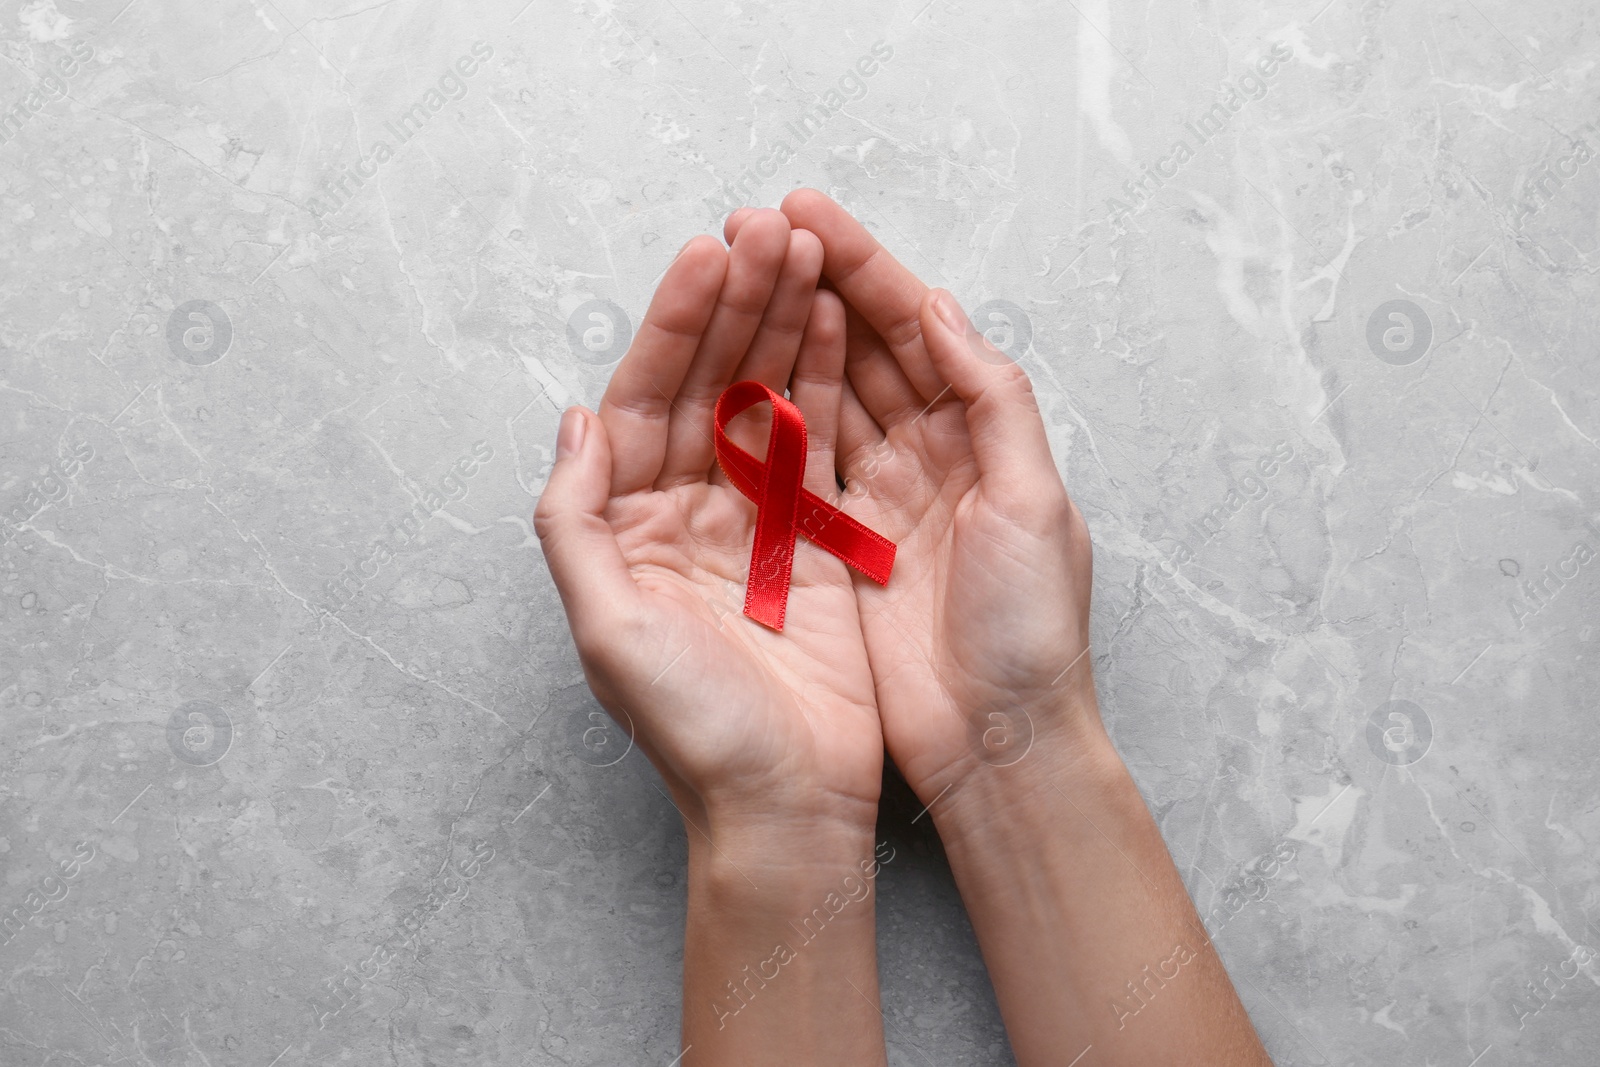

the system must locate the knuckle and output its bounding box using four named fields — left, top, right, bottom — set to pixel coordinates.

left=994, top=362, right=1039, bottom=404
left=1029, top=489, right=1073, bottom=532
left=532, top=501, right=559, bottom=542
left=970, top=366, right=1037, bottom=420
